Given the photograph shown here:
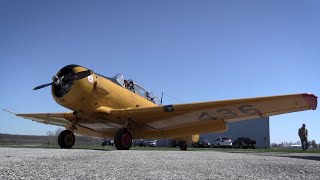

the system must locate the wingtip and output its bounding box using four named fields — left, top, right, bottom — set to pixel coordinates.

left=2, top=108, right=16, bottom=115
left=302, top=93, right=318, bottom=110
